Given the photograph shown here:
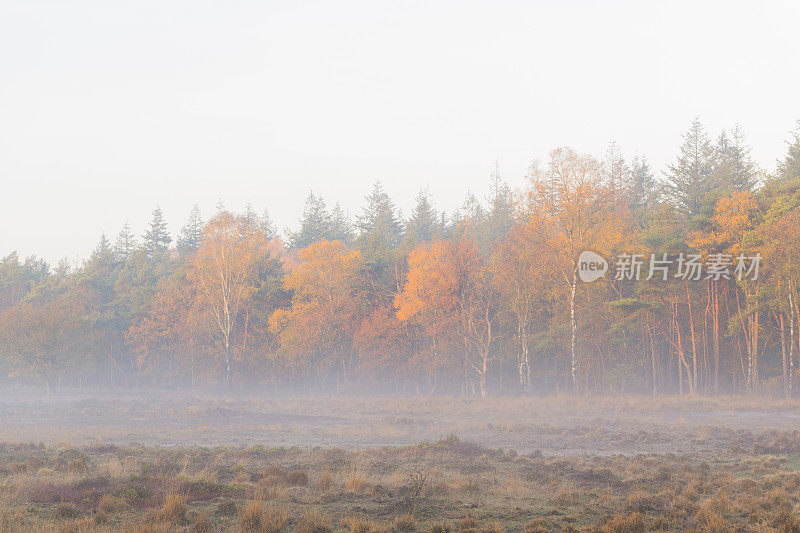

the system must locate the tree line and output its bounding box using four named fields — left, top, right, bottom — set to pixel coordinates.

left=2, top=118, right=800, bottom=396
